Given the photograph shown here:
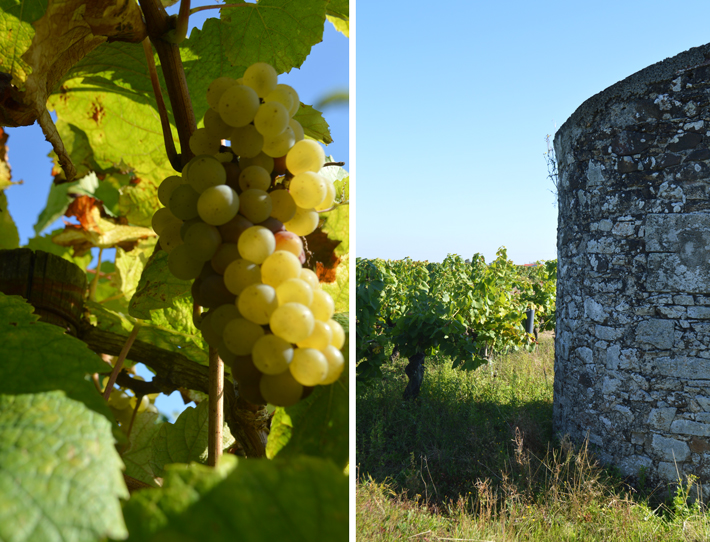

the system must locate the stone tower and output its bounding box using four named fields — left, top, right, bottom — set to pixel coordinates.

left=553, top=43, right=710, bottom=493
